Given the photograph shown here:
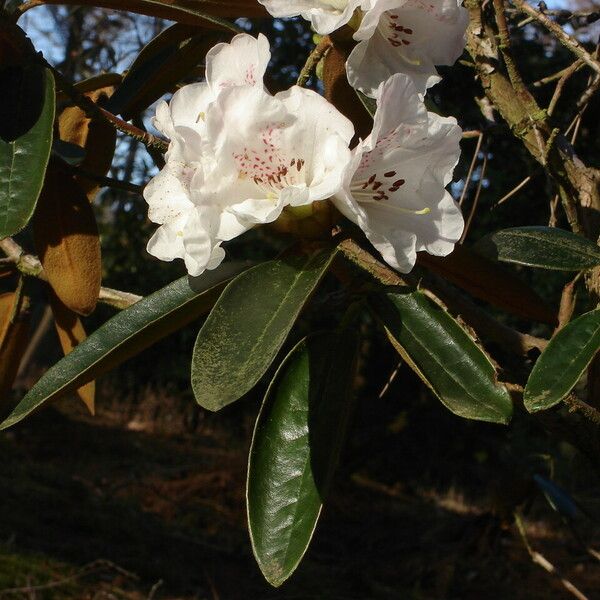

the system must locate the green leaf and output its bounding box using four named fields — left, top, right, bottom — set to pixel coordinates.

left=0, top=67, right=55, bottom=238
left=475, top=226, right=600, bottom=271
left=355, top=90, right=376, bottom=118
left=247, top=331, right=358, bottom=587
left=370, top=290, right=513, bottom=424
left=44, top=0, right=262, bottom=29
left=524, top=310, right=600, bottom=412
left=191, top=248, right=337, bottom=412
left=0, top=263, right=248, bottom=430
left=106, top=24, right=229, bottom=119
